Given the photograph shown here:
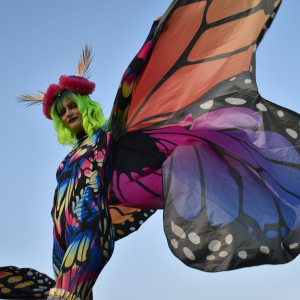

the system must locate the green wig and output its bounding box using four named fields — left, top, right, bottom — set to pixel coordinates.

left=50, top=92, right=106, bottom=146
